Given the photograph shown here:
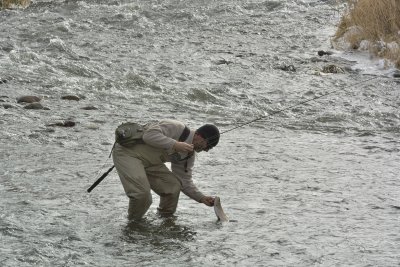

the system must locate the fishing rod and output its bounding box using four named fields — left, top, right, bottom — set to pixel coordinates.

left=87, top=165, right=114, bottom=193
left=87, top=73, right=389, bottom=192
